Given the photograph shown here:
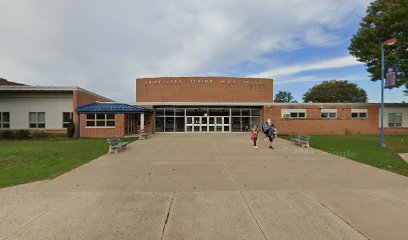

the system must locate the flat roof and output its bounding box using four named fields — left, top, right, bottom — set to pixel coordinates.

left=0, top=86, right=113, bottom=102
